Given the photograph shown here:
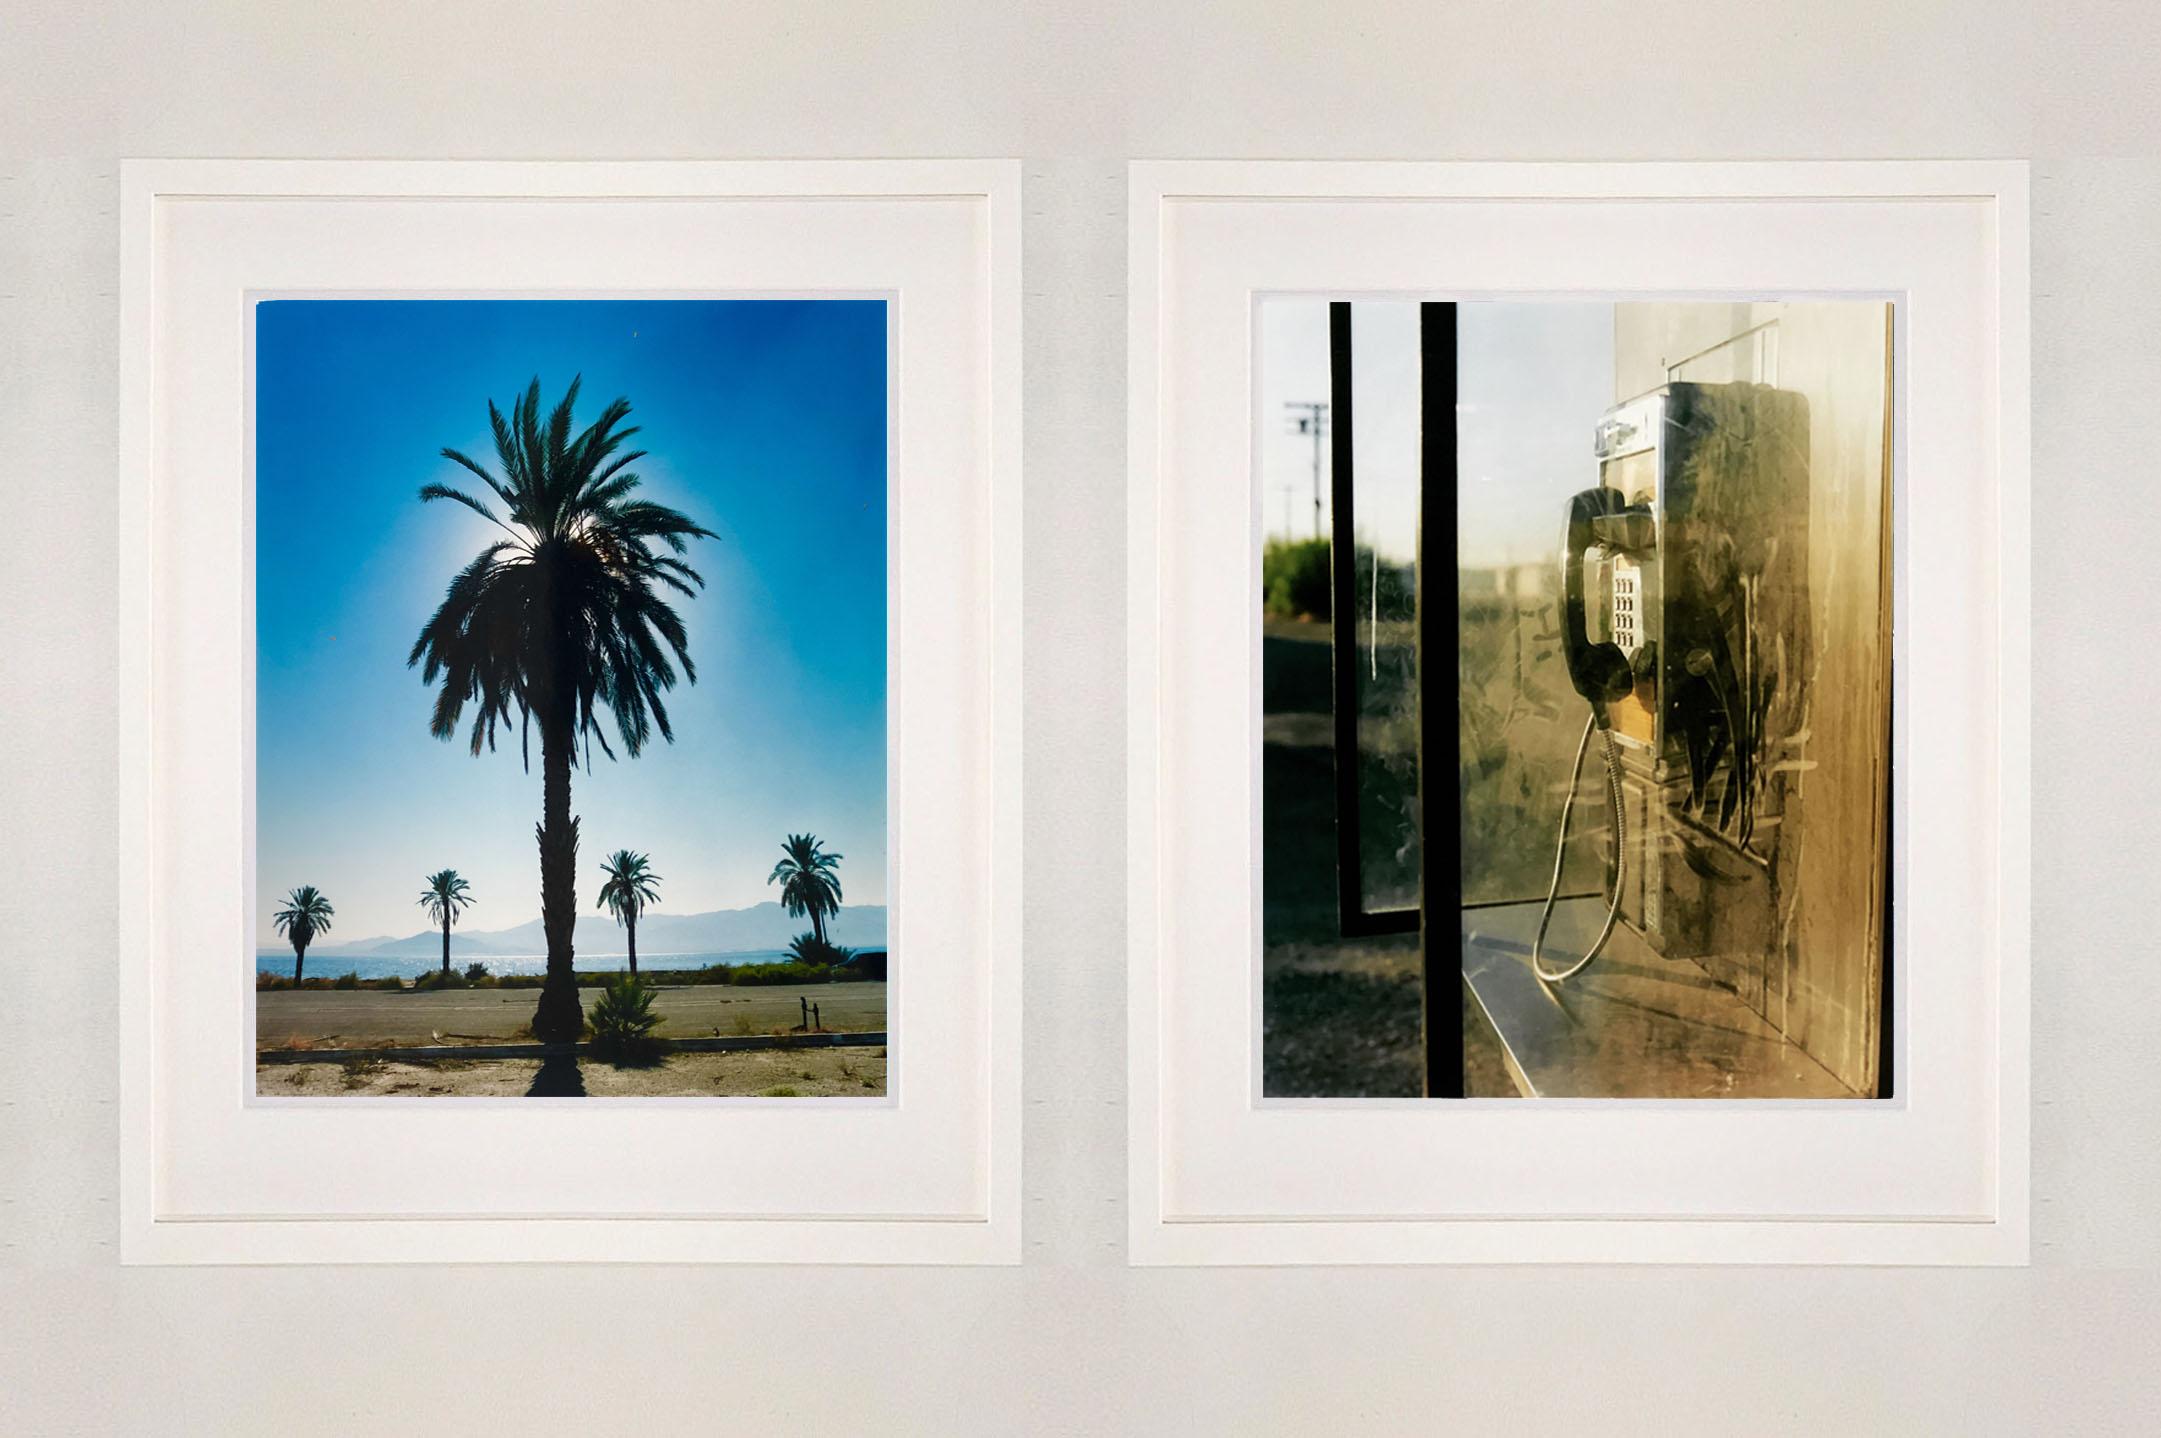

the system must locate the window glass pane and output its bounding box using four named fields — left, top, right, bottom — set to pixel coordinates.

left=1347, top=302, right=1421, bottom=914
left=1455, top=300, right=1895, bottom=1101
left=1456, top=303, right=1617, bottom=906
left=1257, top=299, right=1420, bottom=1097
